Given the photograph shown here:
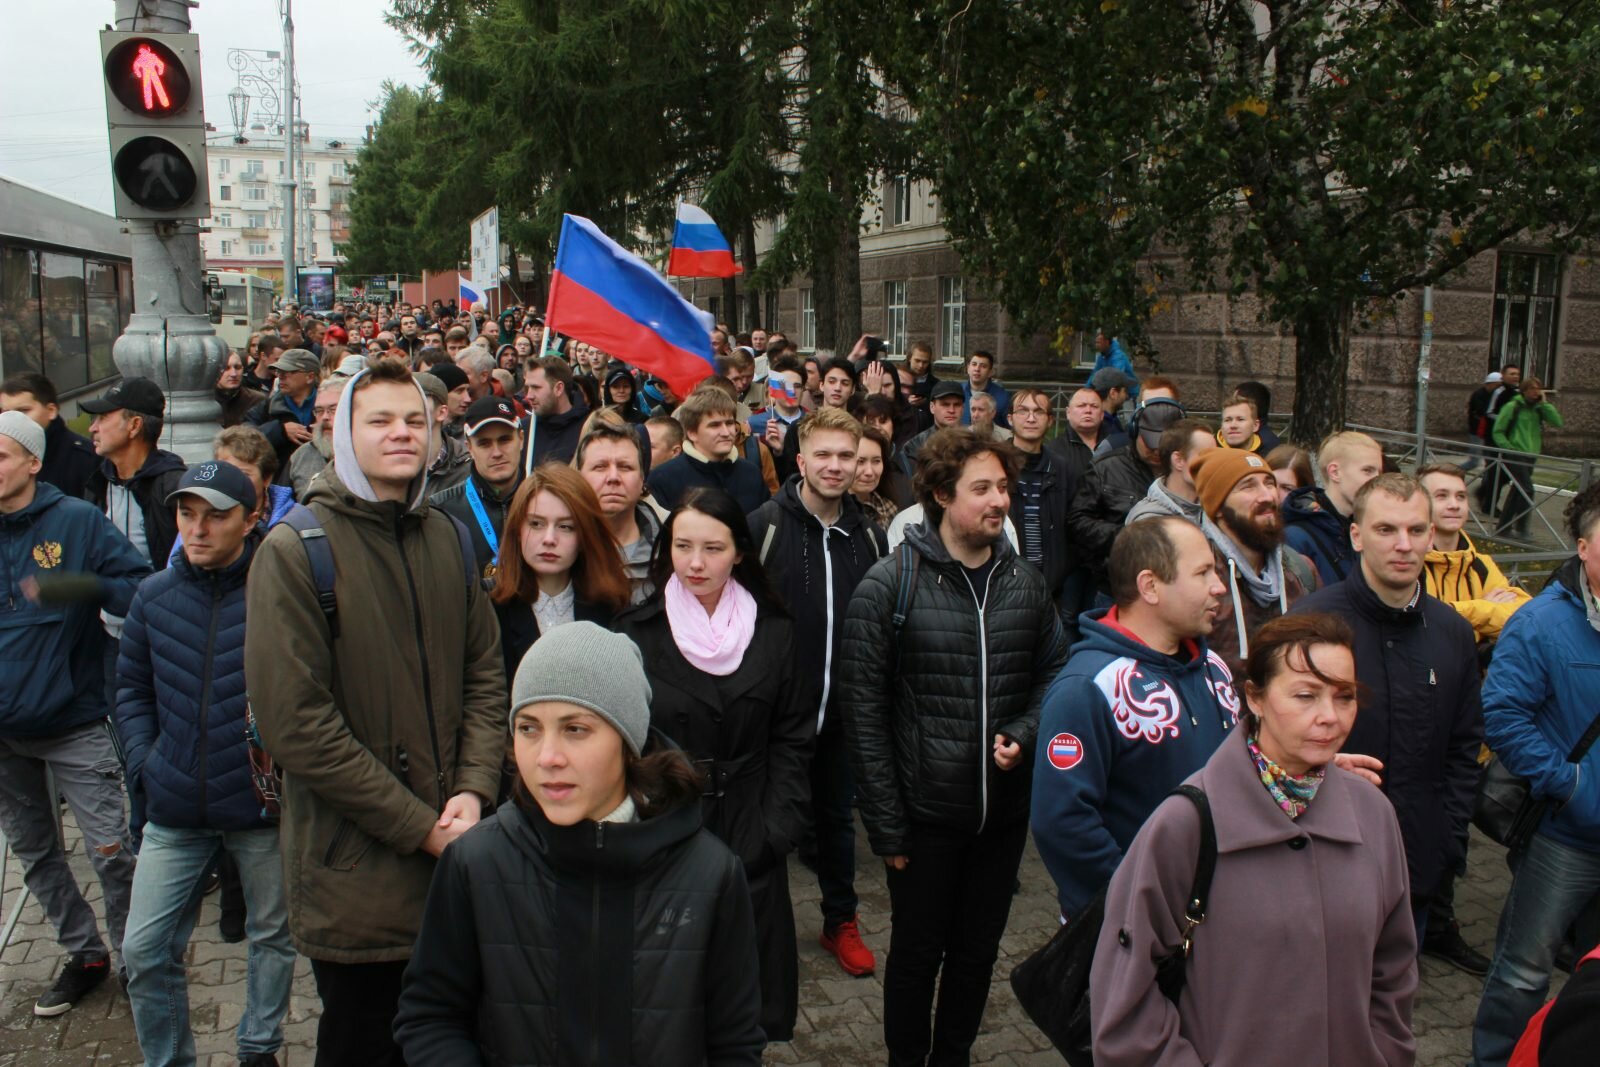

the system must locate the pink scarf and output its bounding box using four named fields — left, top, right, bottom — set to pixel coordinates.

left=664, top=574, right=758, bottom=676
